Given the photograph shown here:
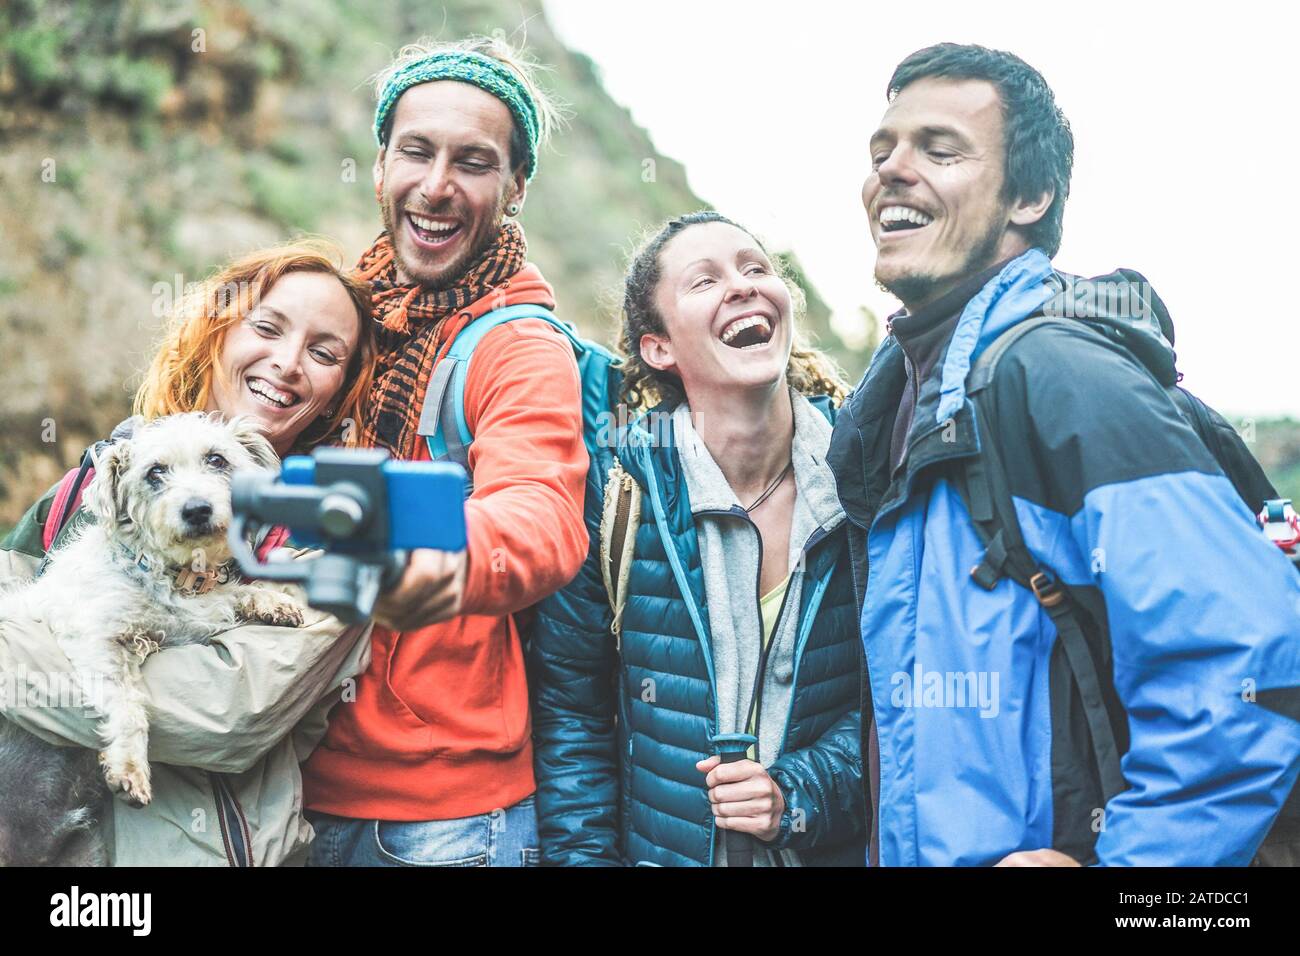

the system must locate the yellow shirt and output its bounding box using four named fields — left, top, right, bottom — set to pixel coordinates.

left=760, top=574, right=791, bottom=647
left=746, top=573, right=792, bottom=753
